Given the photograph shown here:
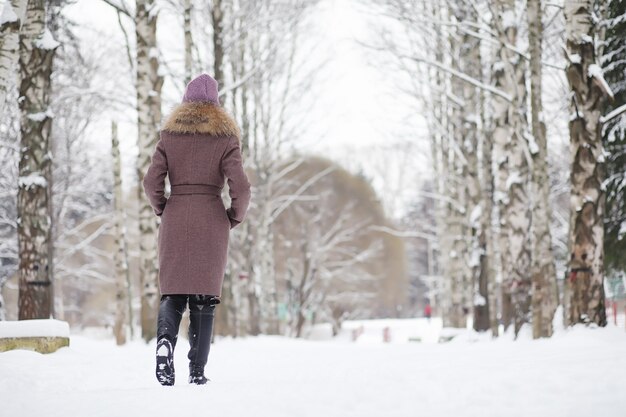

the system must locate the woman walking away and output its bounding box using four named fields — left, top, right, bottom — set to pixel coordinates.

left=143, top=73, right=251, bottom=386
